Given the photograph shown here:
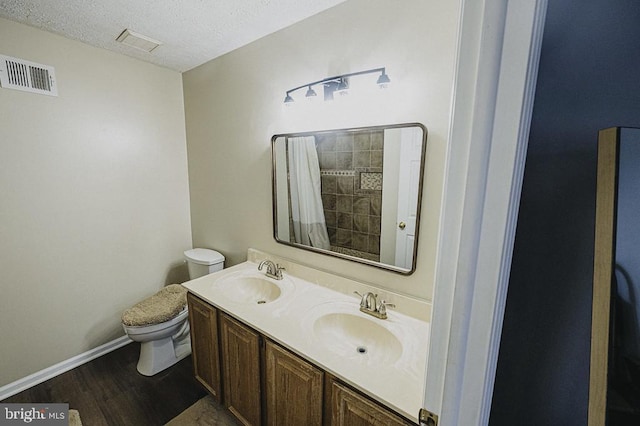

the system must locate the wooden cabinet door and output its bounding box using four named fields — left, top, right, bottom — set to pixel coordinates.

left=187, top=292, right=222, bottom=401
left=330, top=381, right=414, bottom=426
left=265, top=340, right=323, bottom=426
left=220, top=313, right=262, bottom=426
